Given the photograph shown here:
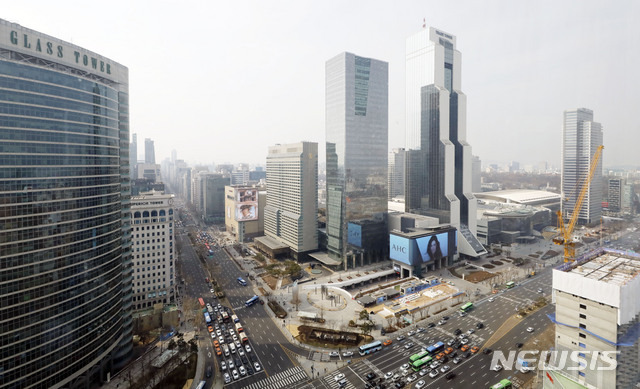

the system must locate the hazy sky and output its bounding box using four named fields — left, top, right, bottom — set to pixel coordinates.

left=5, top=1, right=639, bottom=168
